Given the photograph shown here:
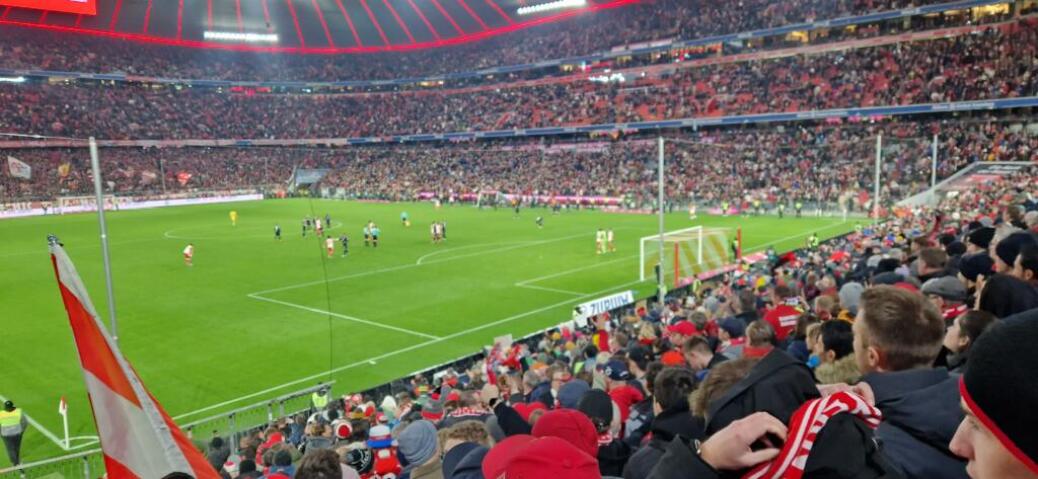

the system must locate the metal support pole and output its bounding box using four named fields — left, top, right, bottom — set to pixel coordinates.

left=89, top=137, right=119, bottom=341
left=873, top=134, right=882, bottom=223
left=931, top=133, right=939, bottom=206
left=657, top=136, right=666, bottom=306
